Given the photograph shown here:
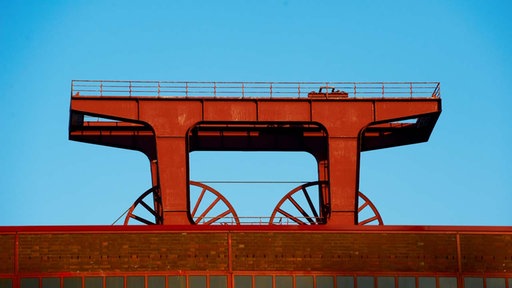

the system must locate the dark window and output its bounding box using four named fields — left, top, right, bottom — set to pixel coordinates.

left=148, top=276, right=165, bottom=288
left=485, top=278, right=505, bottom=288
left=439, top=277, right=457, bottom=288
left=168, top=276, right=186, bottom=288
left=42, top=278, right=60, bottom=288
left=378, top=277, right=395, bottom=288
left=235, top=276, right=252, bottom=288
left=189, top=276, right=206, bottom=288
left=21, top=278, right=39, bottom=288
left=105, top=277, right=123, bottom=288
left=255, top=276, right=272, bottom=288
left=275, top=276, right=292, bottom=288
left=419, top=277, right=436, bottom=288
left=210, top=276, right=227, bottom=288
left=398, top=277, right=415, bottom=288
left=127, top=277, right=144, bottom=288
left=337, top=276, right=354, bottom=288
left=296, top=276, right=314, bottom=288
left=85, top=277, right=103, bottom=288
left=63, top=278, right=81, bottom=288
left=357, top=276, right=374, bottom=288
left=317, top=276, right=334, bottom=288
left=464, top=278, right=483, bottom=288
left=0, top=279, right=12, bottom=288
